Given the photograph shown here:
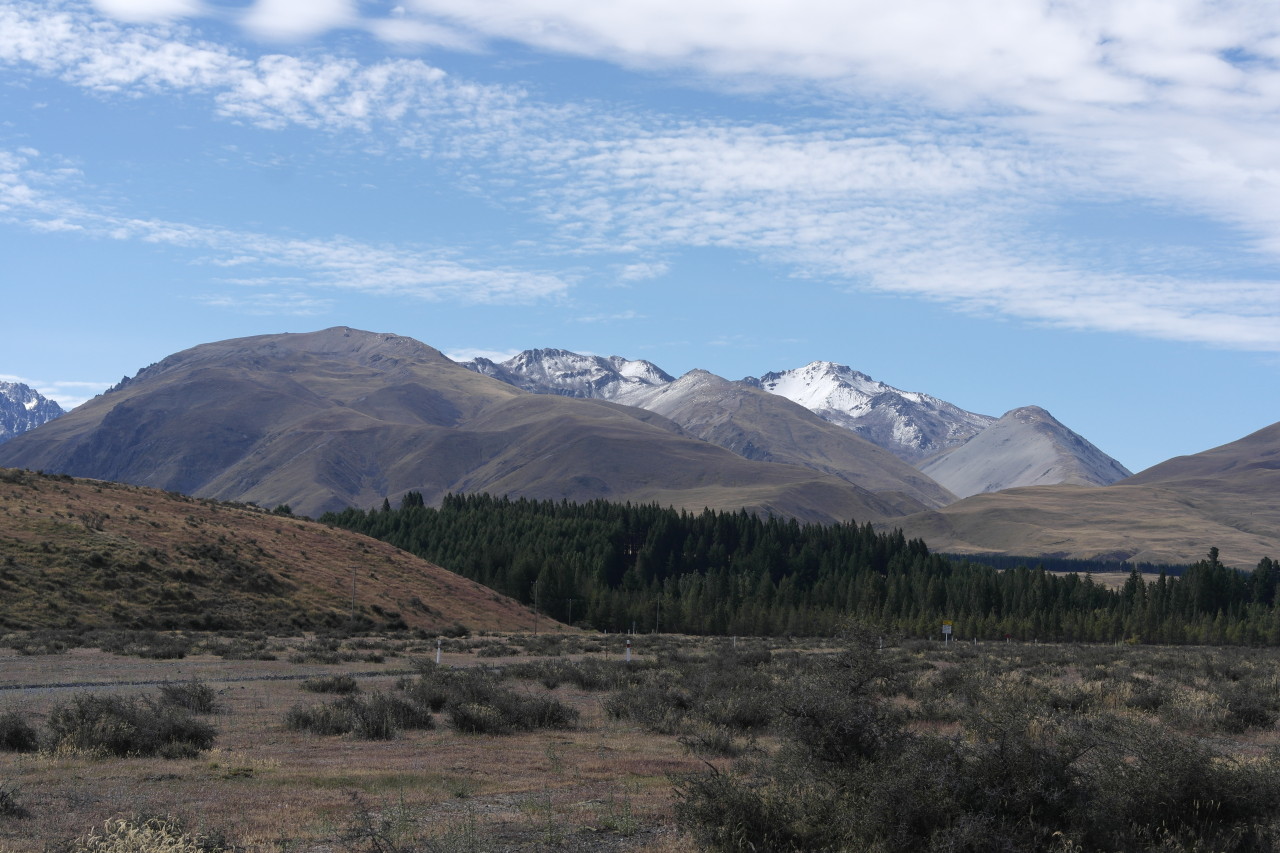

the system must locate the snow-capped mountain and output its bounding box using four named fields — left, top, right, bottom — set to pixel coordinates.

left=465, top=348, right=673, bottom=401
left=918, top=406, right=1133, bottom=498
left=462, top=350, right=957, bottom=510
left=746, top=361, right=996, bottom=464
left=462, top=348, right=1131, bottom=501
left=0, top=381, right=64, bottom=445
